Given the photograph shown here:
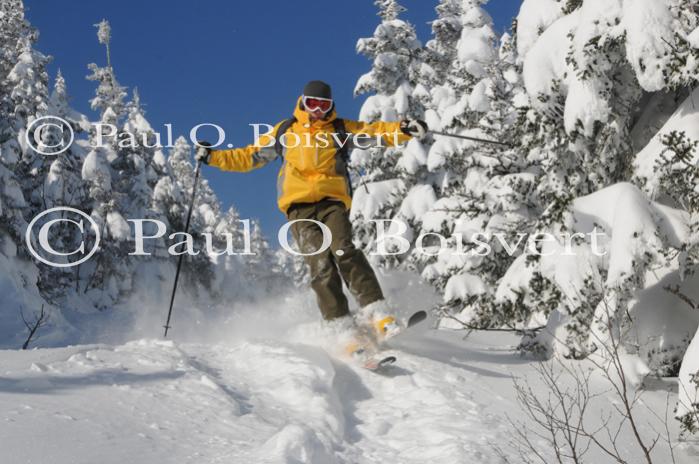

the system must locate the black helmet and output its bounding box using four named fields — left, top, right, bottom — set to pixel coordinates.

left=302, top=80, right=332, bottom=99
